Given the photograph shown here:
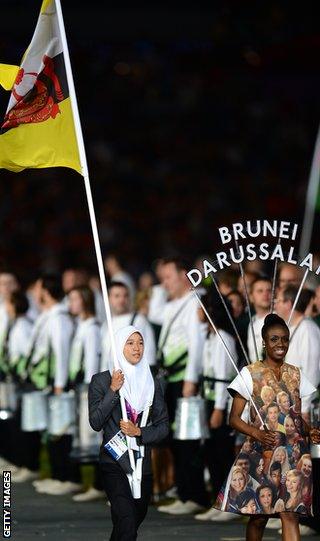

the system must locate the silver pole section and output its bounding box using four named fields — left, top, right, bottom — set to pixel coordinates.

left=270, top=238, right=281, bottom=314
left=235, top=241, right=259, bottom=361
left=287, top=269, right=309, bottom=326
